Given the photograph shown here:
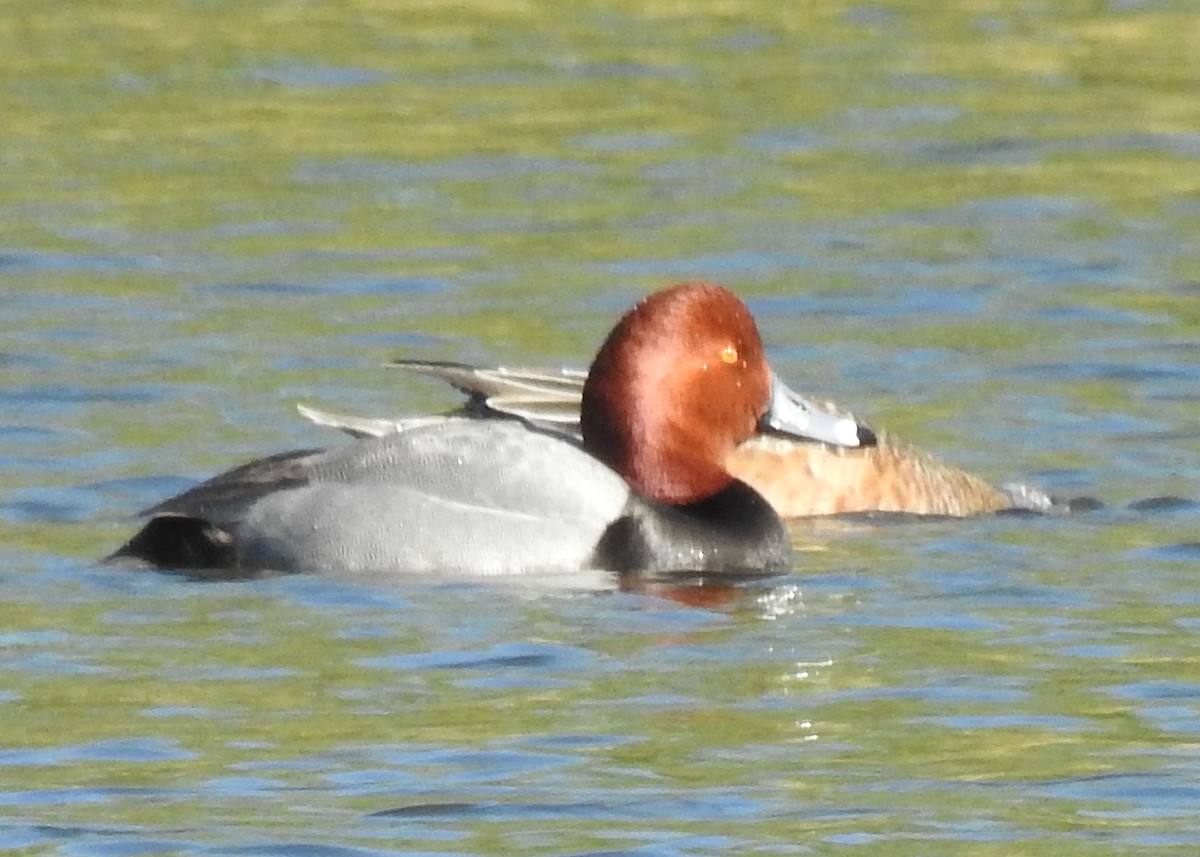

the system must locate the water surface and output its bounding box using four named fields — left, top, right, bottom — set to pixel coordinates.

left=3, top=1, right=1200, bottom=854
